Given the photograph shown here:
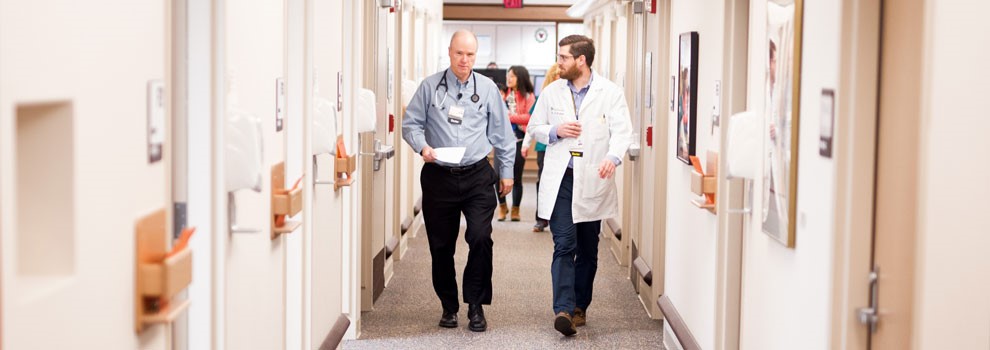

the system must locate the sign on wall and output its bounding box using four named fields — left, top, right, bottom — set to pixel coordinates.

left=504, top=0, right=522, bottom=9
left=147, top=79, right=165, bottom=163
